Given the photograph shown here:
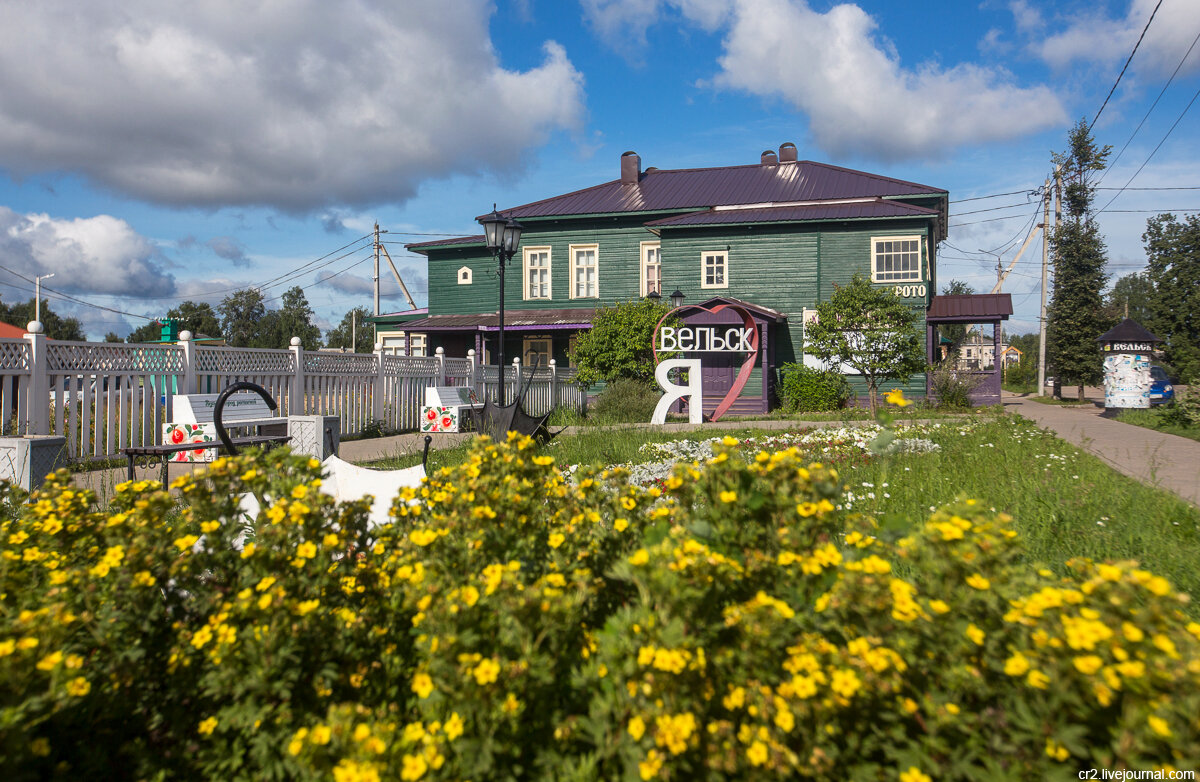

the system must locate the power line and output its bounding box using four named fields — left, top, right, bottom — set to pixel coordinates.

left=948, top=189, right=1038, bottom=204
left=949, top=201, right=1040, bottom=217
left=1097, top=28, right=1200, bottom=186
left=1089, top=0, right=1164, bottom=131
left=0, top=264, right=157, bottom=322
